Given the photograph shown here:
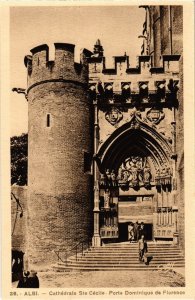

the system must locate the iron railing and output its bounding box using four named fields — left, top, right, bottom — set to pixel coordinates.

left=54, top=238, right=92, bottom=265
